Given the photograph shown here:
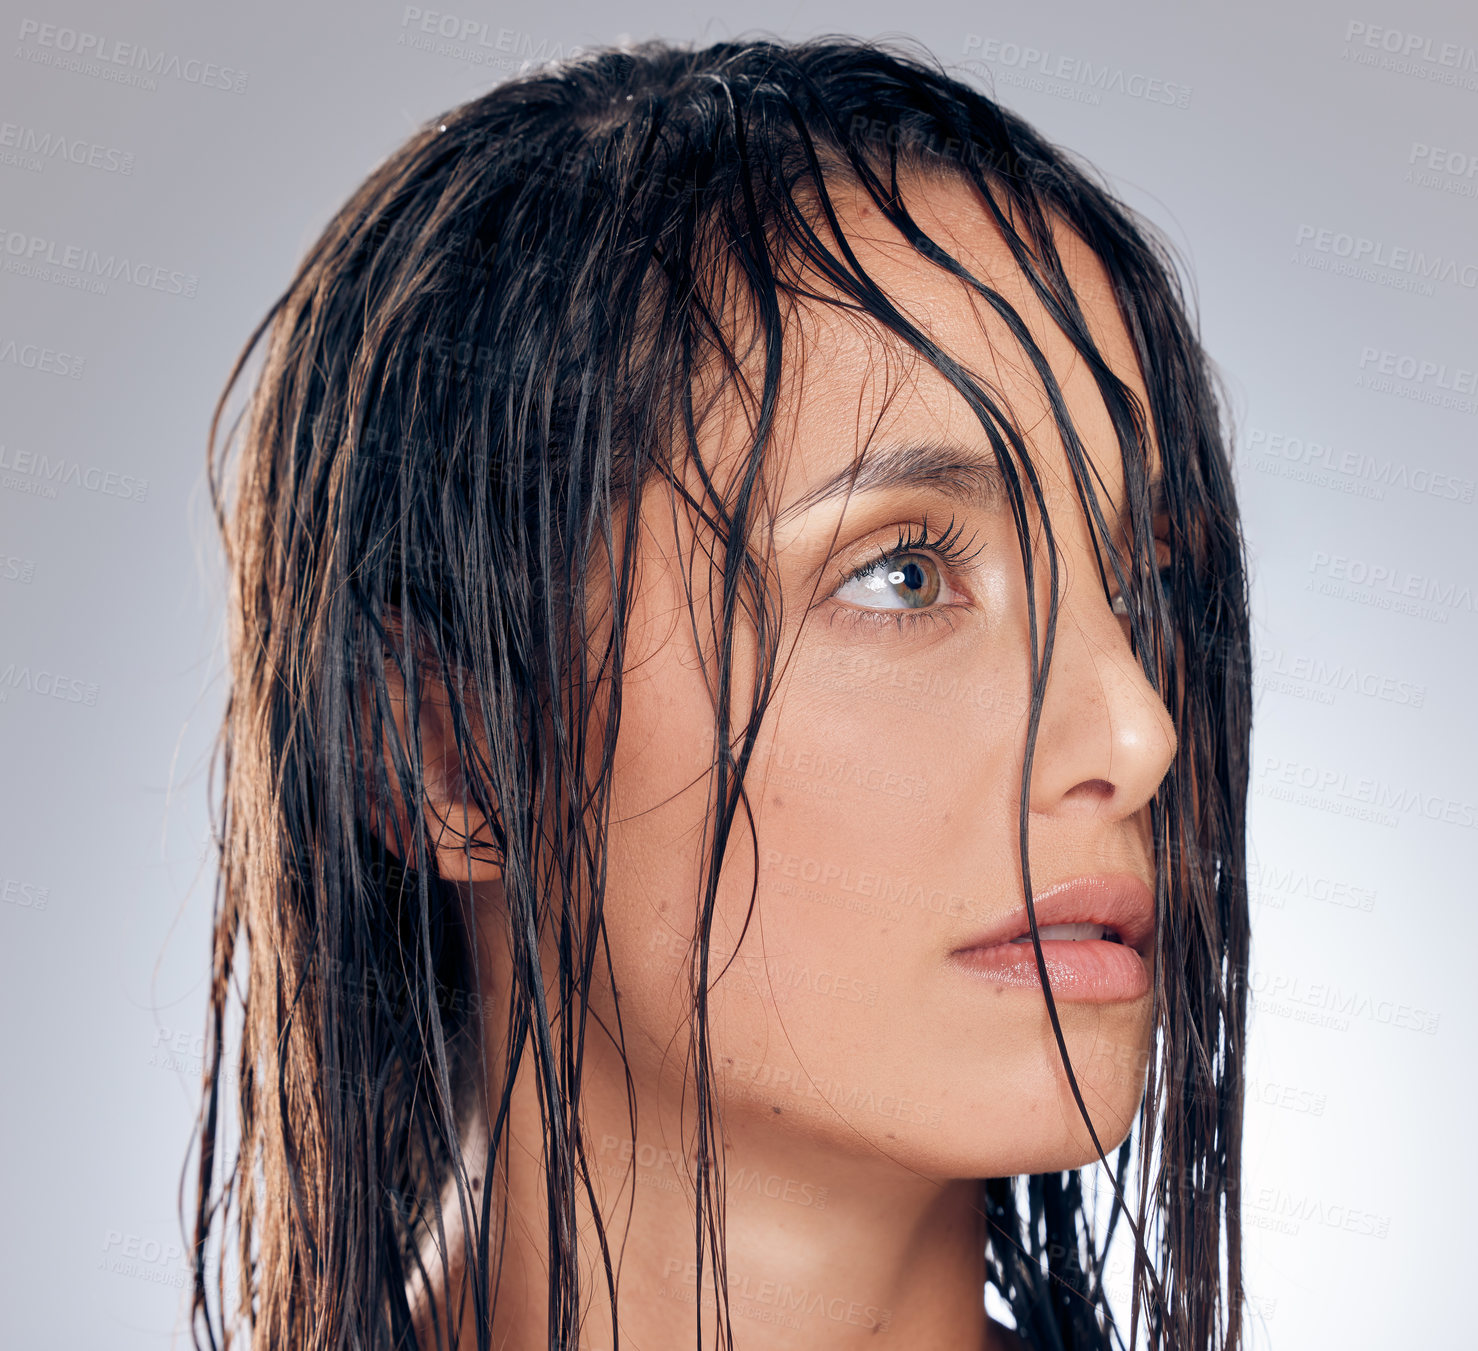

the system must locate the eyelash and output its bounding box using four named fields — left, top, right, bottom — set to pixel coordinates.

left=827, top=518, right=1175, bottom=634
left=827, top=511, right=987, bottom=633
